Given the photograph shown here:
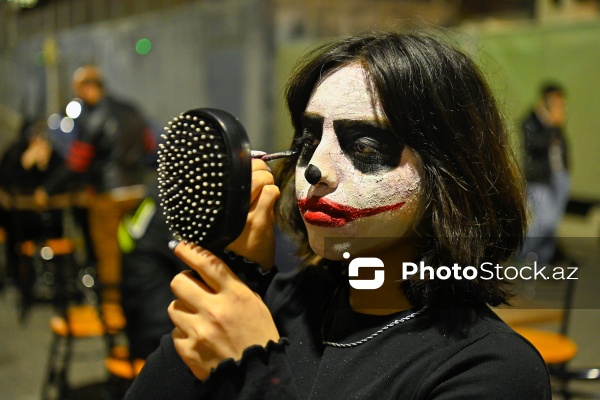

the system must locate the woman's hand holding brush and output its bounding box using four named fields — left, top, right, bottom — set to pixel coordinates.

left=169, top=239, right=280, bottom=381
left=226, top=158, right=280, bottom=270
left=168, top=158, right=281, bottom=380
